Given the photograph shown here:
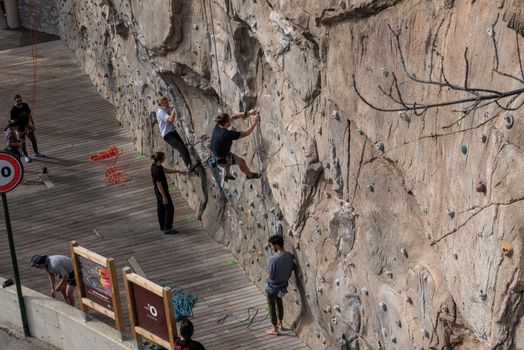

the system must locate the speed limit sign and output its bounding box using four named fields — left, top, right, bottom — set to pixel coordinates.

left=0, top=152, right=24, bottom=193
